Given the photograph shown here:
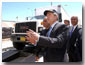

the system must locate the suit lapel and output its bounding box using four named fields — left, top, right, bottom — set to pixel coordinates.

left=50, top=23, right=59, bottom=37
left=71, top=25, right=78, bottom=37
